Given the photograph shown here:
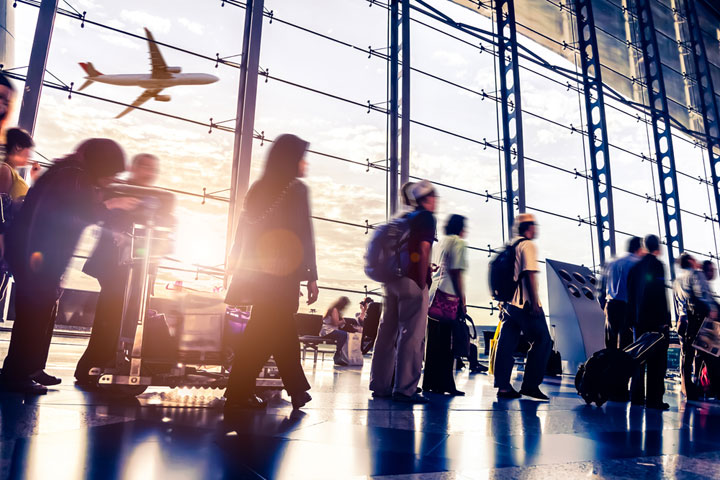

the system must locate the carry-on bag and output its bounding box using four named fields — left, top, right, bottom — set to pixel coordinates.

left=575, top=331, right=665, bottom=407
